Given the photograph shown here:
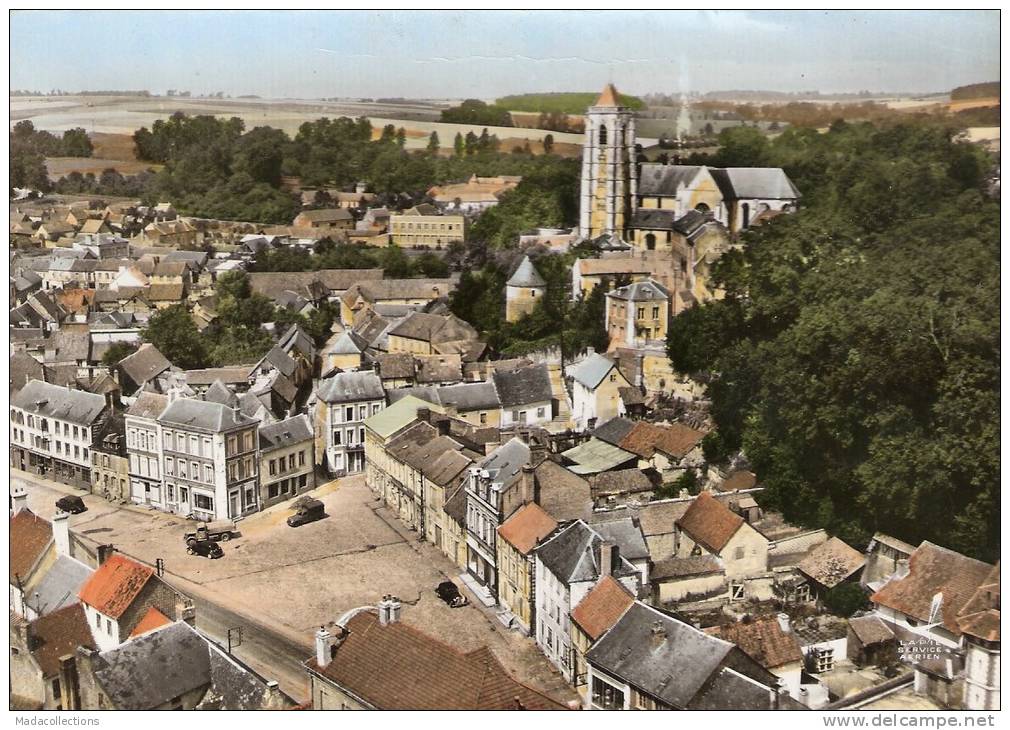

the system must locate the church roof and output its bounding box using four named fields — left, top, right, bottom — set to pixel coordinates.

left=595, top=83, right=622, bottom=108
left=507, top=256, right=546, bottom=288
